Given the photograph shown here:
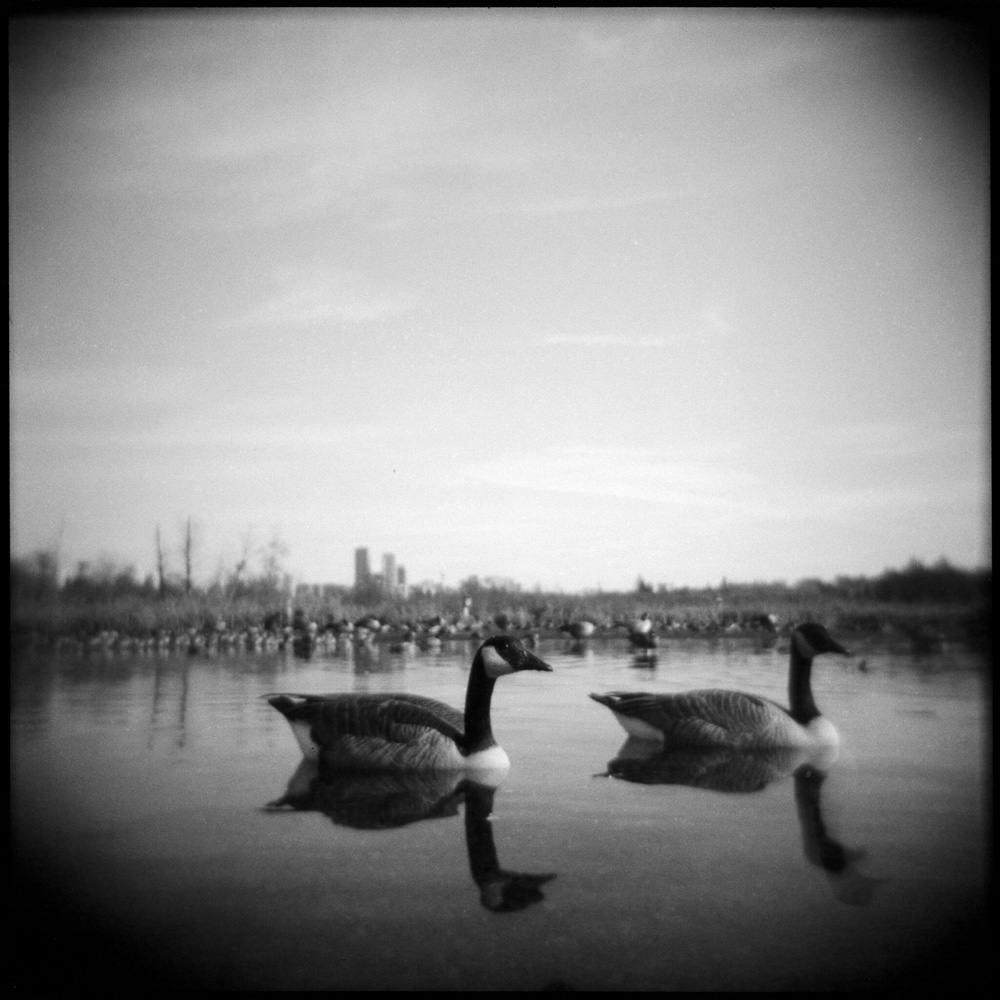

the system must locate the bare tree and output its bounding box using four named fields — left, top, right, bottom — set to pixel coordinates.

left=181, top=518, right=201, bottom=596
left=228, top=524, right=260, bottom=595
left=52, top=517, right=65, bottom=588
left=155, top=524, right=168, bottom=597
left=261, top=528, right=289, bottom=589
